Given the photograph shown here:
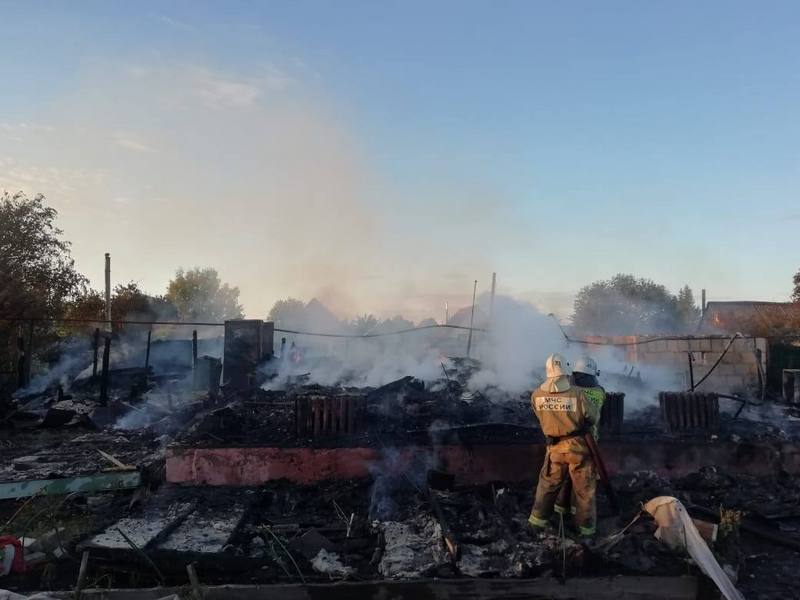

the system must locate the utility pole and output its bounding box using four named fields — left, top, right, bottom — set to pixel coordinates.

left=701, top=288, right=707, bottom=320
left=100, top=253, right=112, bottom=405
left=466, top=280, right=478, bottom=358
left=489, top=272, right=497, bottom=330
left=104, top=253, right=112, bottom=334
